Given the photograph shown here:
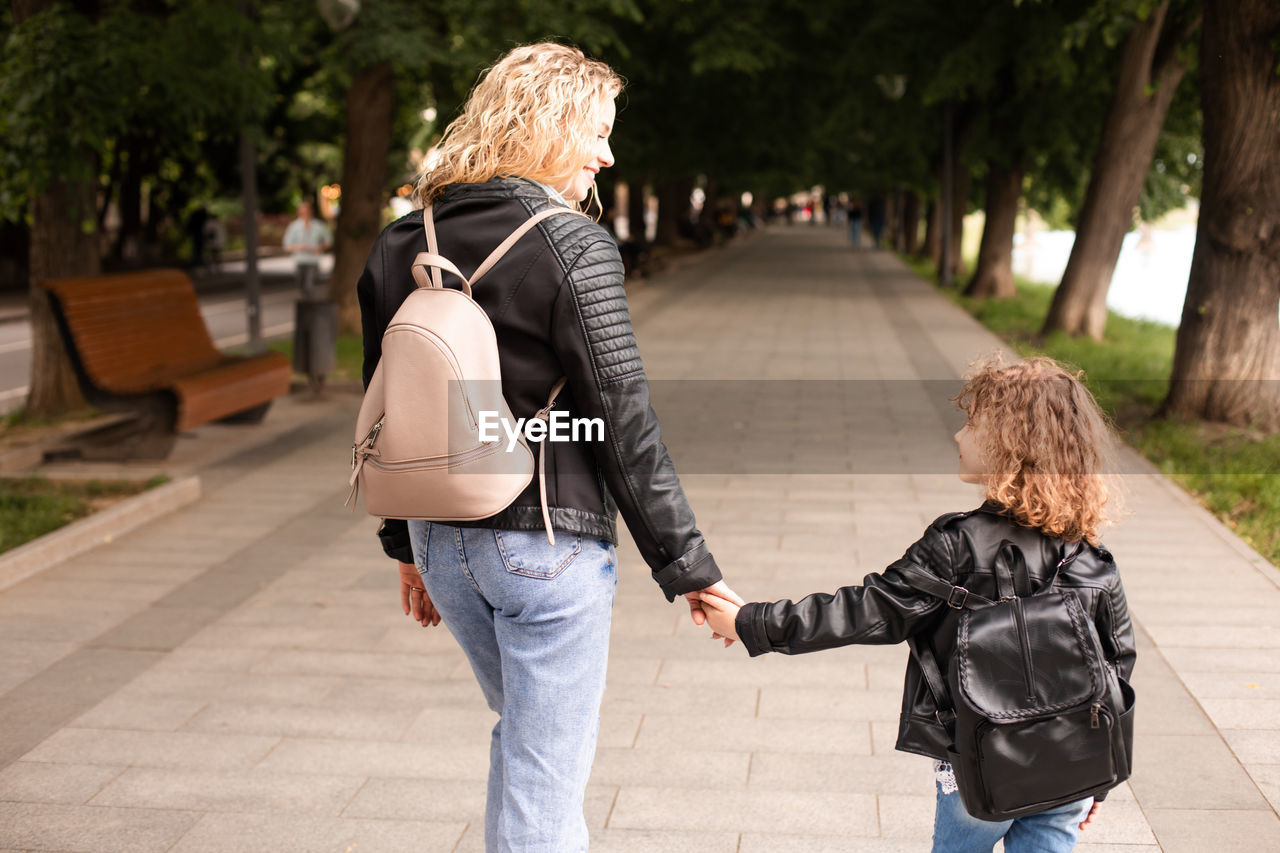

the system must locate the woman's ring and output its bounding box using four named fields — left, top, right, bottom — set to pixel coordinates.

left=410, top=586, right=425, bottom=592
